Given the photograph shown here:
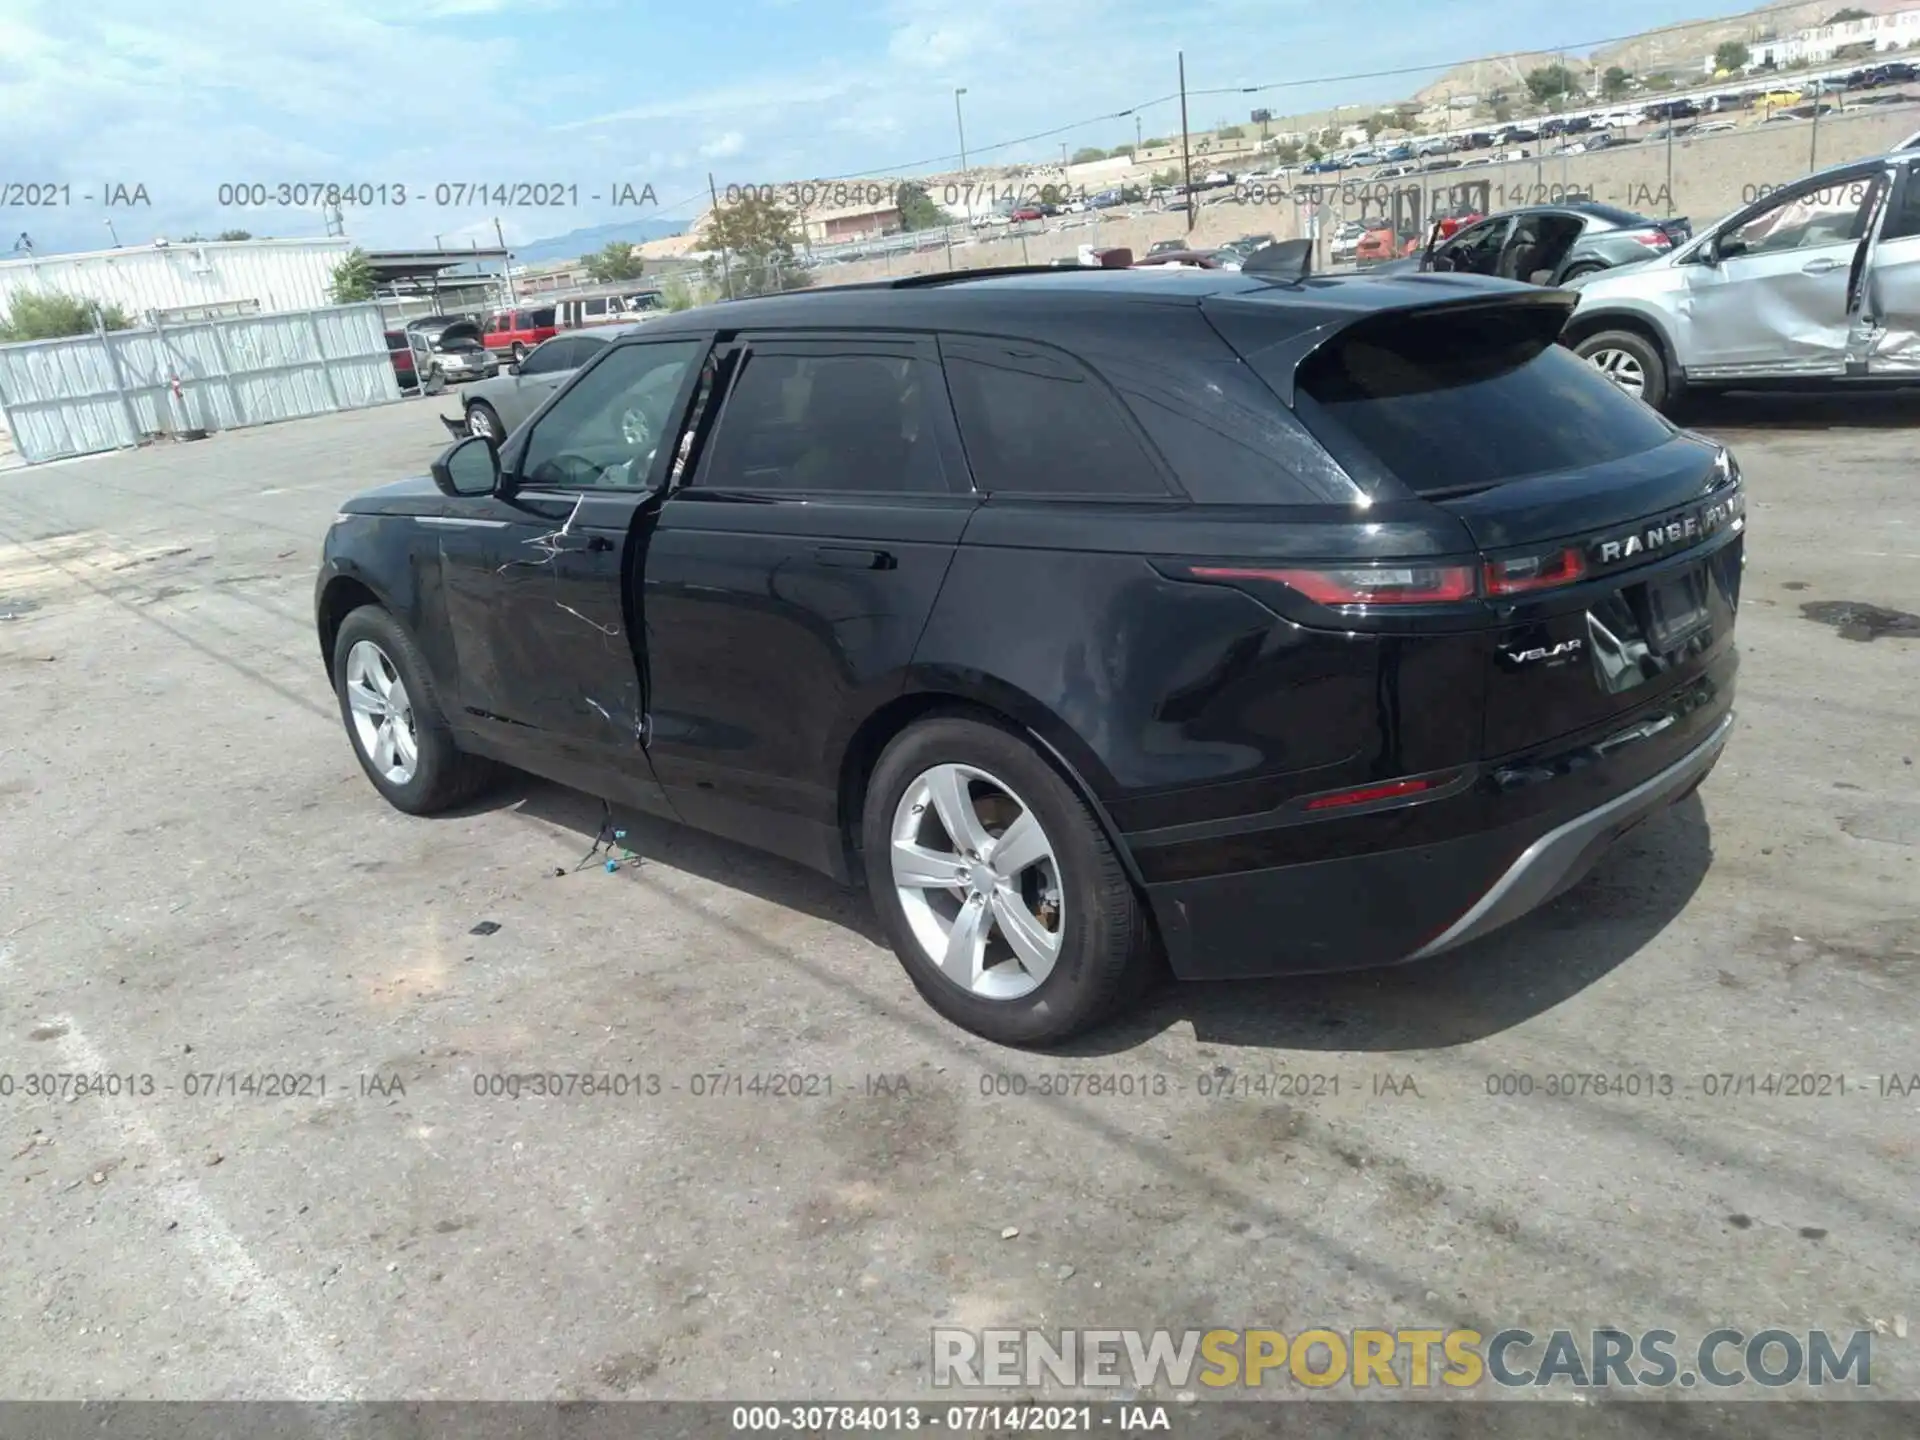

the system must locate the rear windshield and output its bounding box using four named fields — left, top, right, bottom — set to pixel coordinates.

left=1292, top=303, right=1674, bottom=497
